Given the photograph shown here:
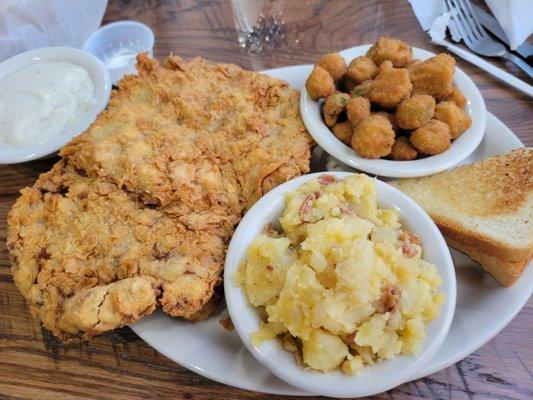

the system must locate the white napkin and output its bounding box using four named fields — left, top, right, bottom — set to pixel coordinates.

left=408, top=0, right=444, bottom=31
left=408, top=0, right=533, bottom=97
left=0, top=0, right=108, bottom=62
left=408, top=0, right=532, bottom=50
left=485, top=0, right=533, bottom=50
